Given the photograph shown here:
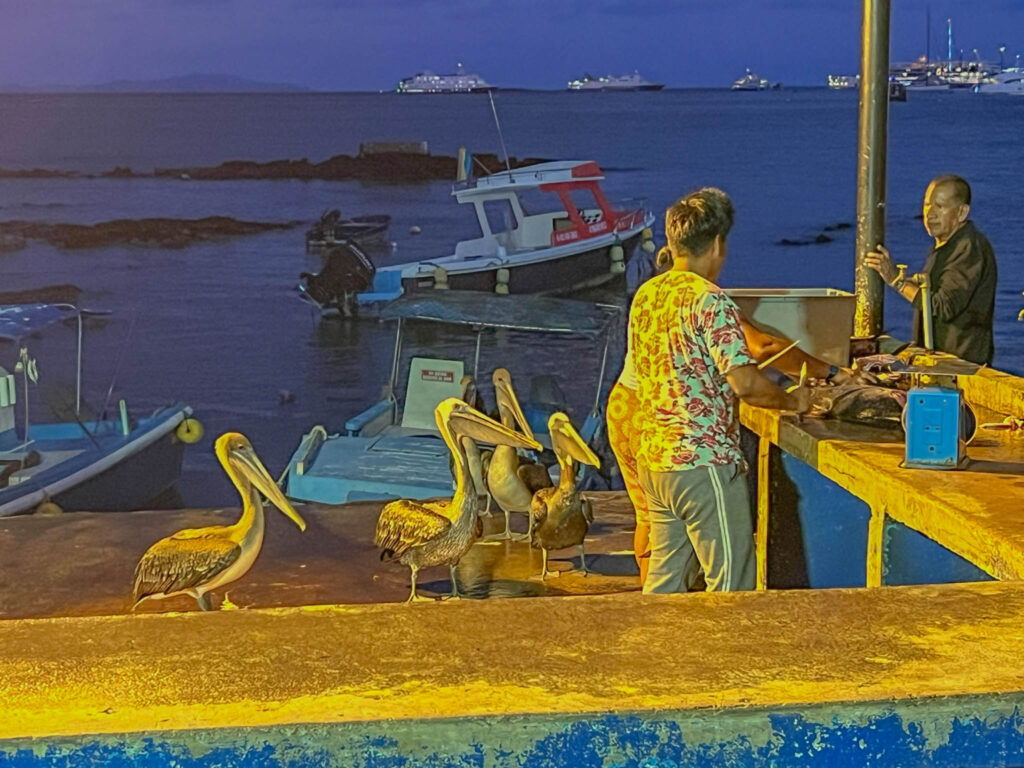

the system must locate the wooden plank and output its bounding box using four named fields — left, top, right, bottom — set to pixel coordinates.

left=866, top=504, right=886, bottom=587
left=756, top=436, right=771, bottom=590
